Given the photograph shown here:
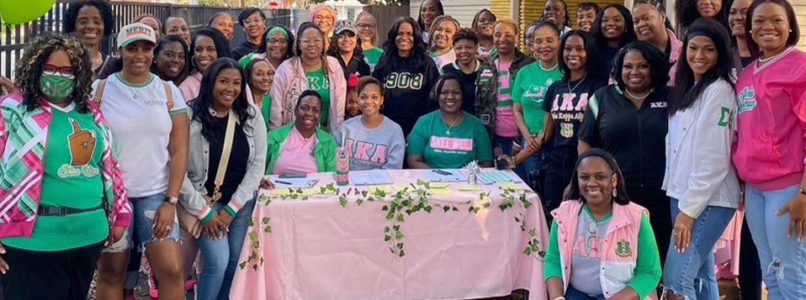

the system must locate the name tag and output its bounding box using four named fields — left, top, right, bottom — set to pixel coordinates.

left=650, top=102, right=667, bottom=108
